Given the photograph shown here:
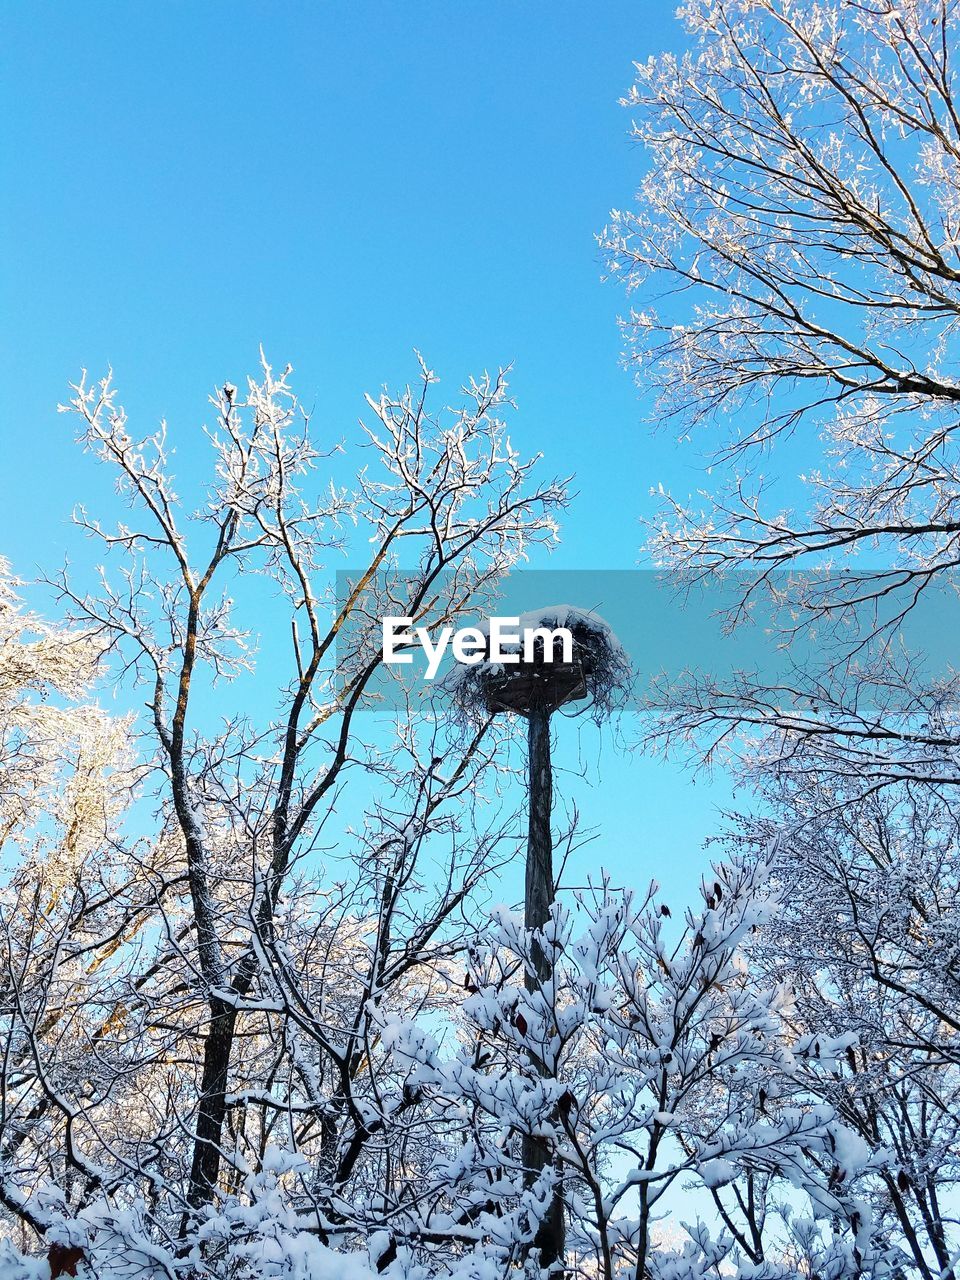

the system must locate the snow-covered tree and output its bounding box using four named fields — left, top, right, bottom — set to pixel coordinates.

left=0, top=355, right=568, bottom=1270
left=0, top=562, right=150, bottom=1239
left=602, top=3, right=960, bottom=1276
left=602, top=0, right=960, bottom=795
left=722, top=777, right=960, bottom=1280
